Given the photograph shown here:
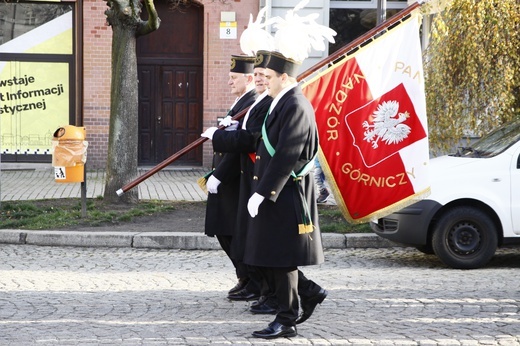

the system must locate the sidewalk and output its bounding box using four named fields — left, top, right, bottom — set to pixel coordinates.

left=0, top=162, right=399, bottom=249
left=0, top=162, right=208, bottom=201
